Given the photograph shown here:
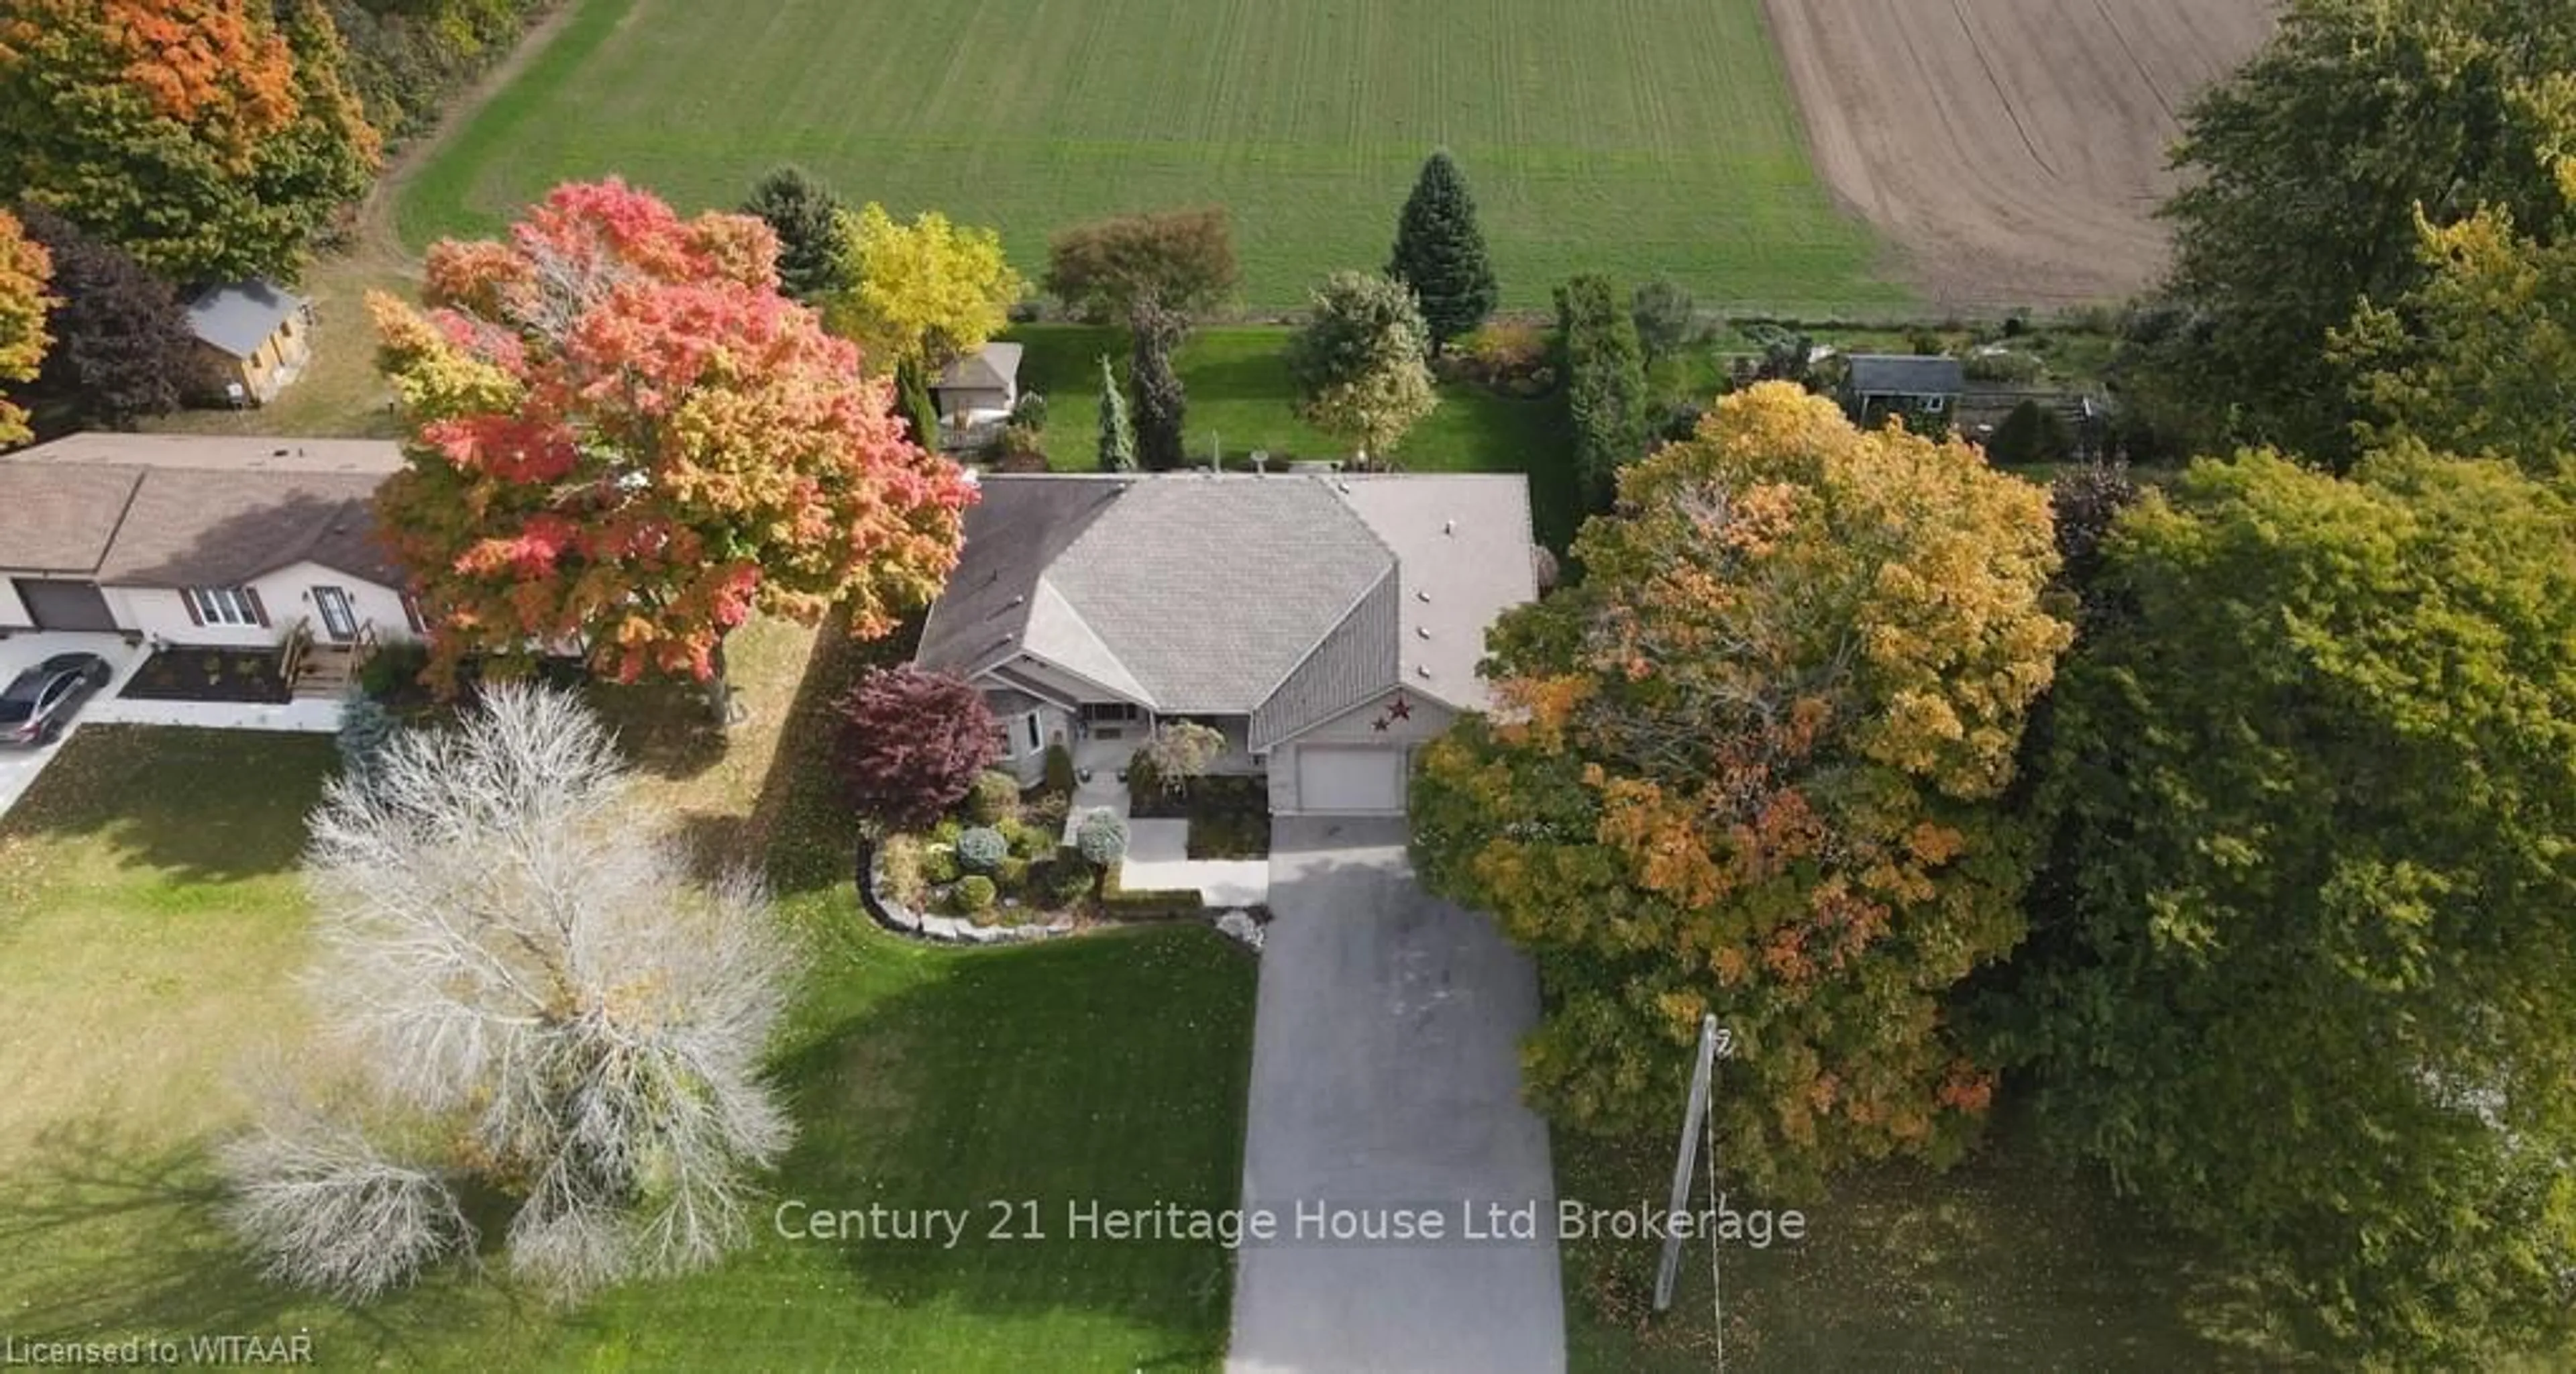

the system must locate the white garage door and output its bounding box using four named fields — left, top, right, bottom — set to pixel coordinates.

left=1295, top=745, right=1407, bottom=814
